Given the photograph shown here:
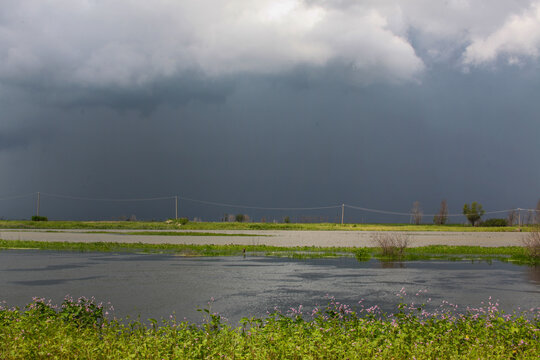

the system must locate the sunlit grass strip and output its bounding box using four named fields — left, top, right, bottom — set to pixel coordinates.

left=0, top=220, right=531, bottom=232
left=0, top=297, right=538, bottom=359
left=76, top=231, right=263, bottom=237
left=0, top=239, right=537, bottom=264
